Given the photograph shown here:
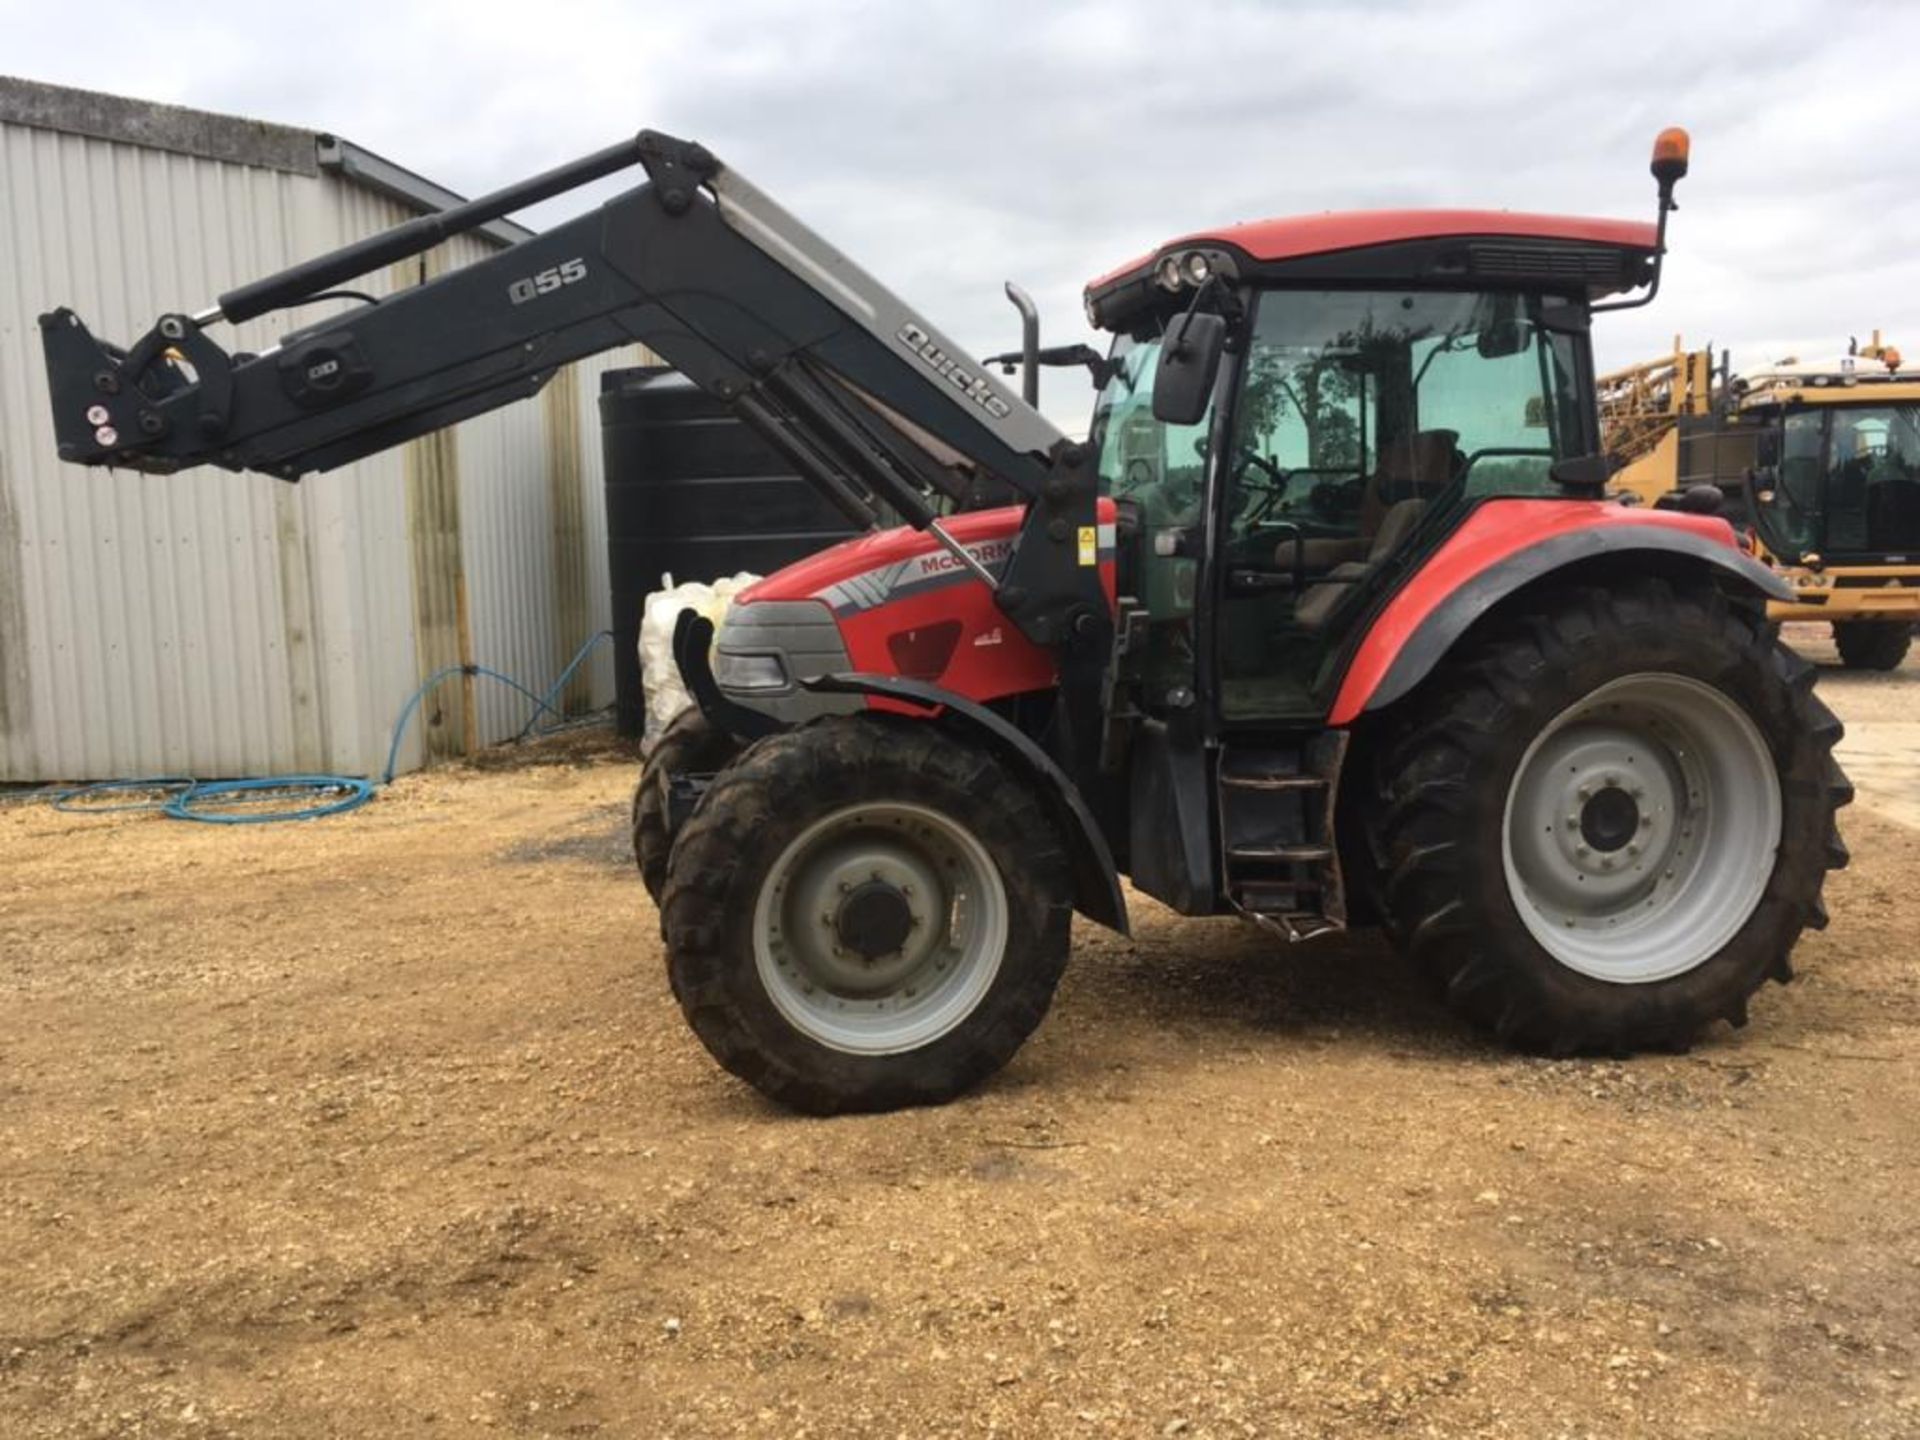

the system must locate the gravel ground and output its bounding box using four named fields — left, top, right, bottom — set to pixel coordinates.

left=1, top=640, right=1916, bottom=1438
